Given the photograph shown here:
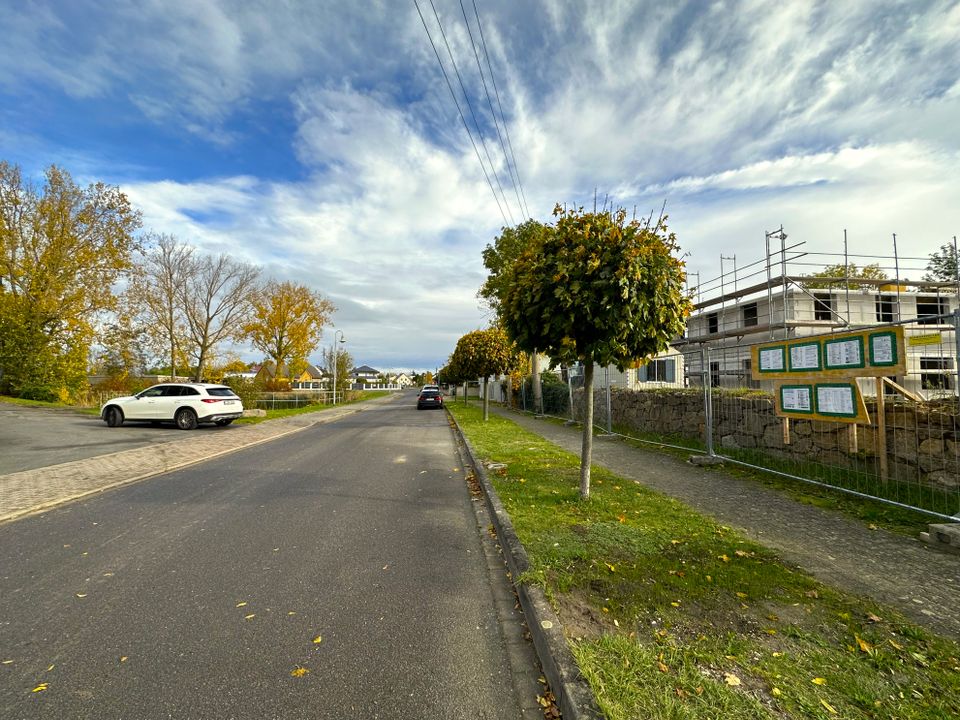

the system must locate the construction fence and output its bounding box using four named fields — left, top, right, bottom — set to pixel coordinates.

left=495, top=312, right=960, bottom=522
